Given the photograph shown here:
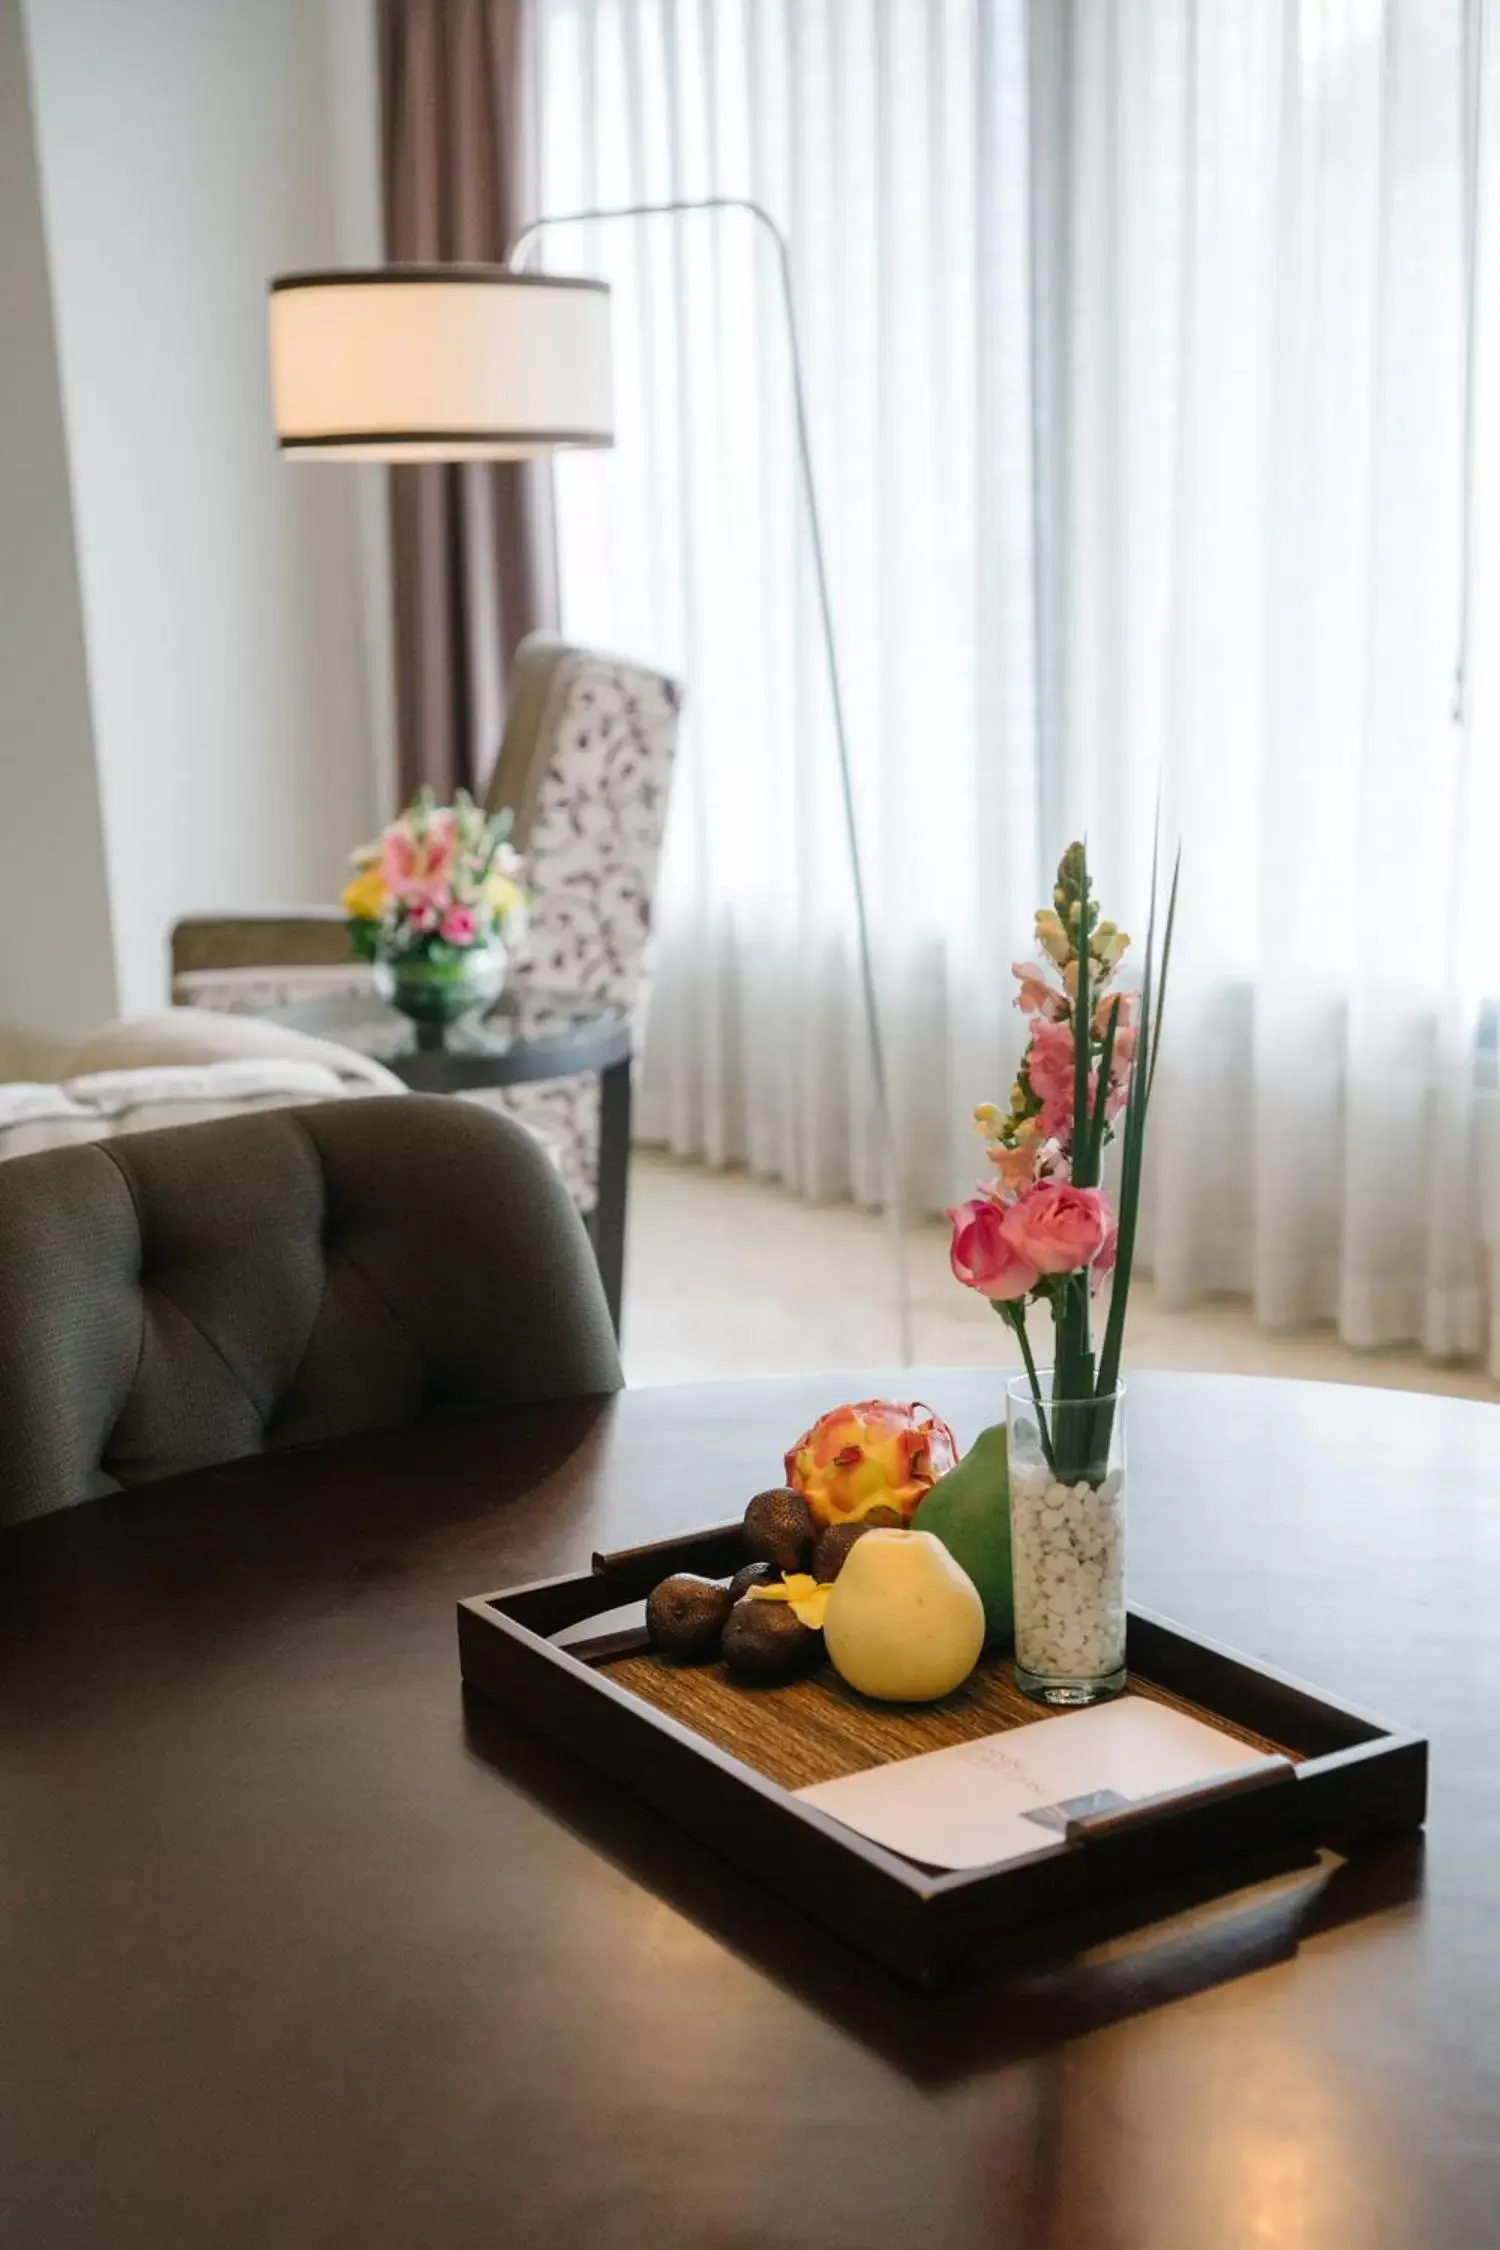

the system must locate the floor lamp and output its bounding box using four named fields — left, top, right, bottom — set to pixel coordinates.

left=269, top=197, right=912, bottom=1364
